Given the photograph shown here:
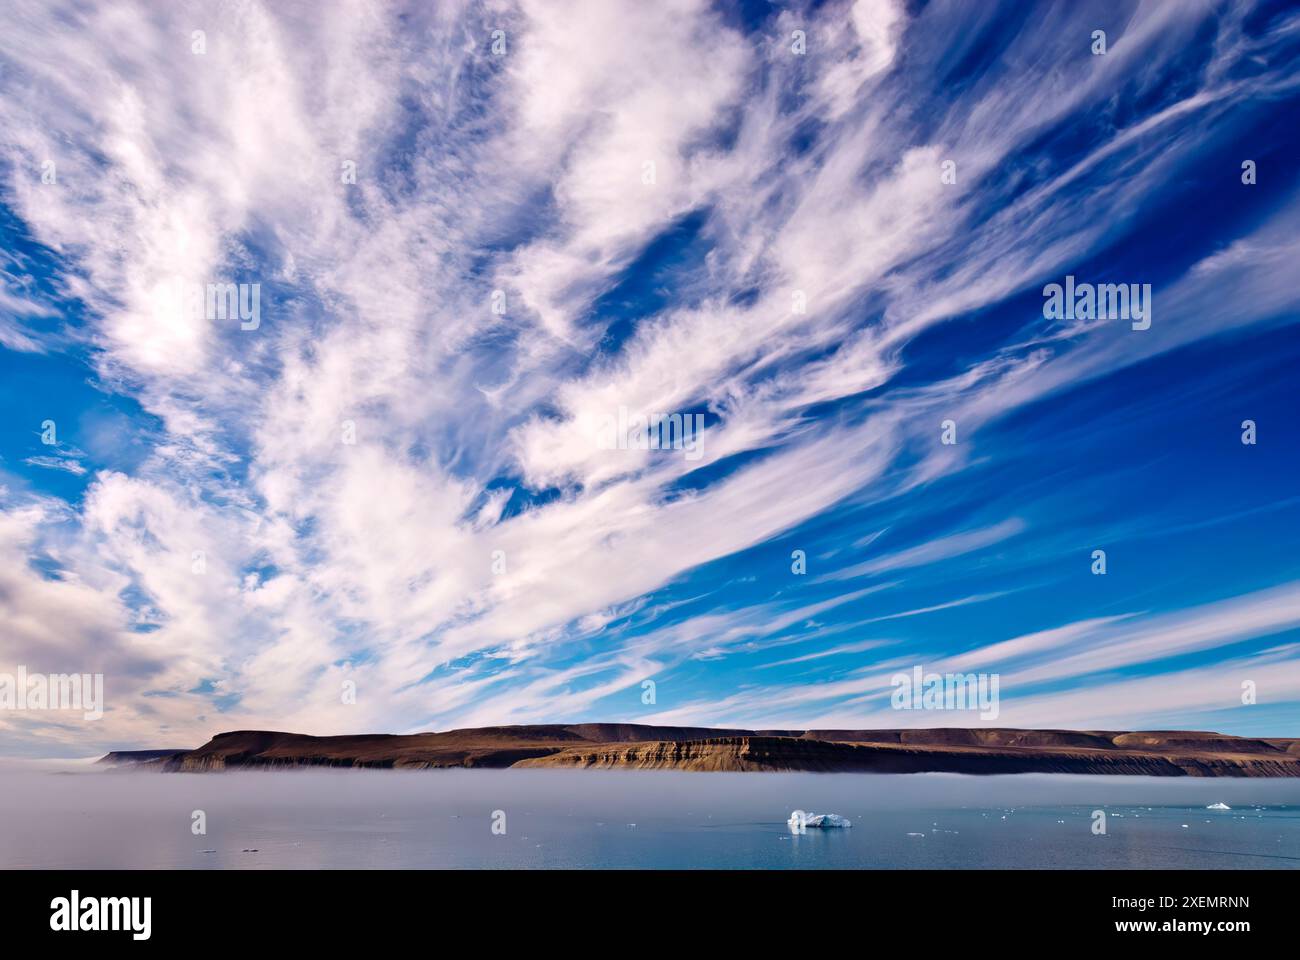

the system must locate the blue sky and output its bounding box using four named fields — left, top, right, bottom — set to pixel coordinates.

left=2, top=0, right=1299, bottom=756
